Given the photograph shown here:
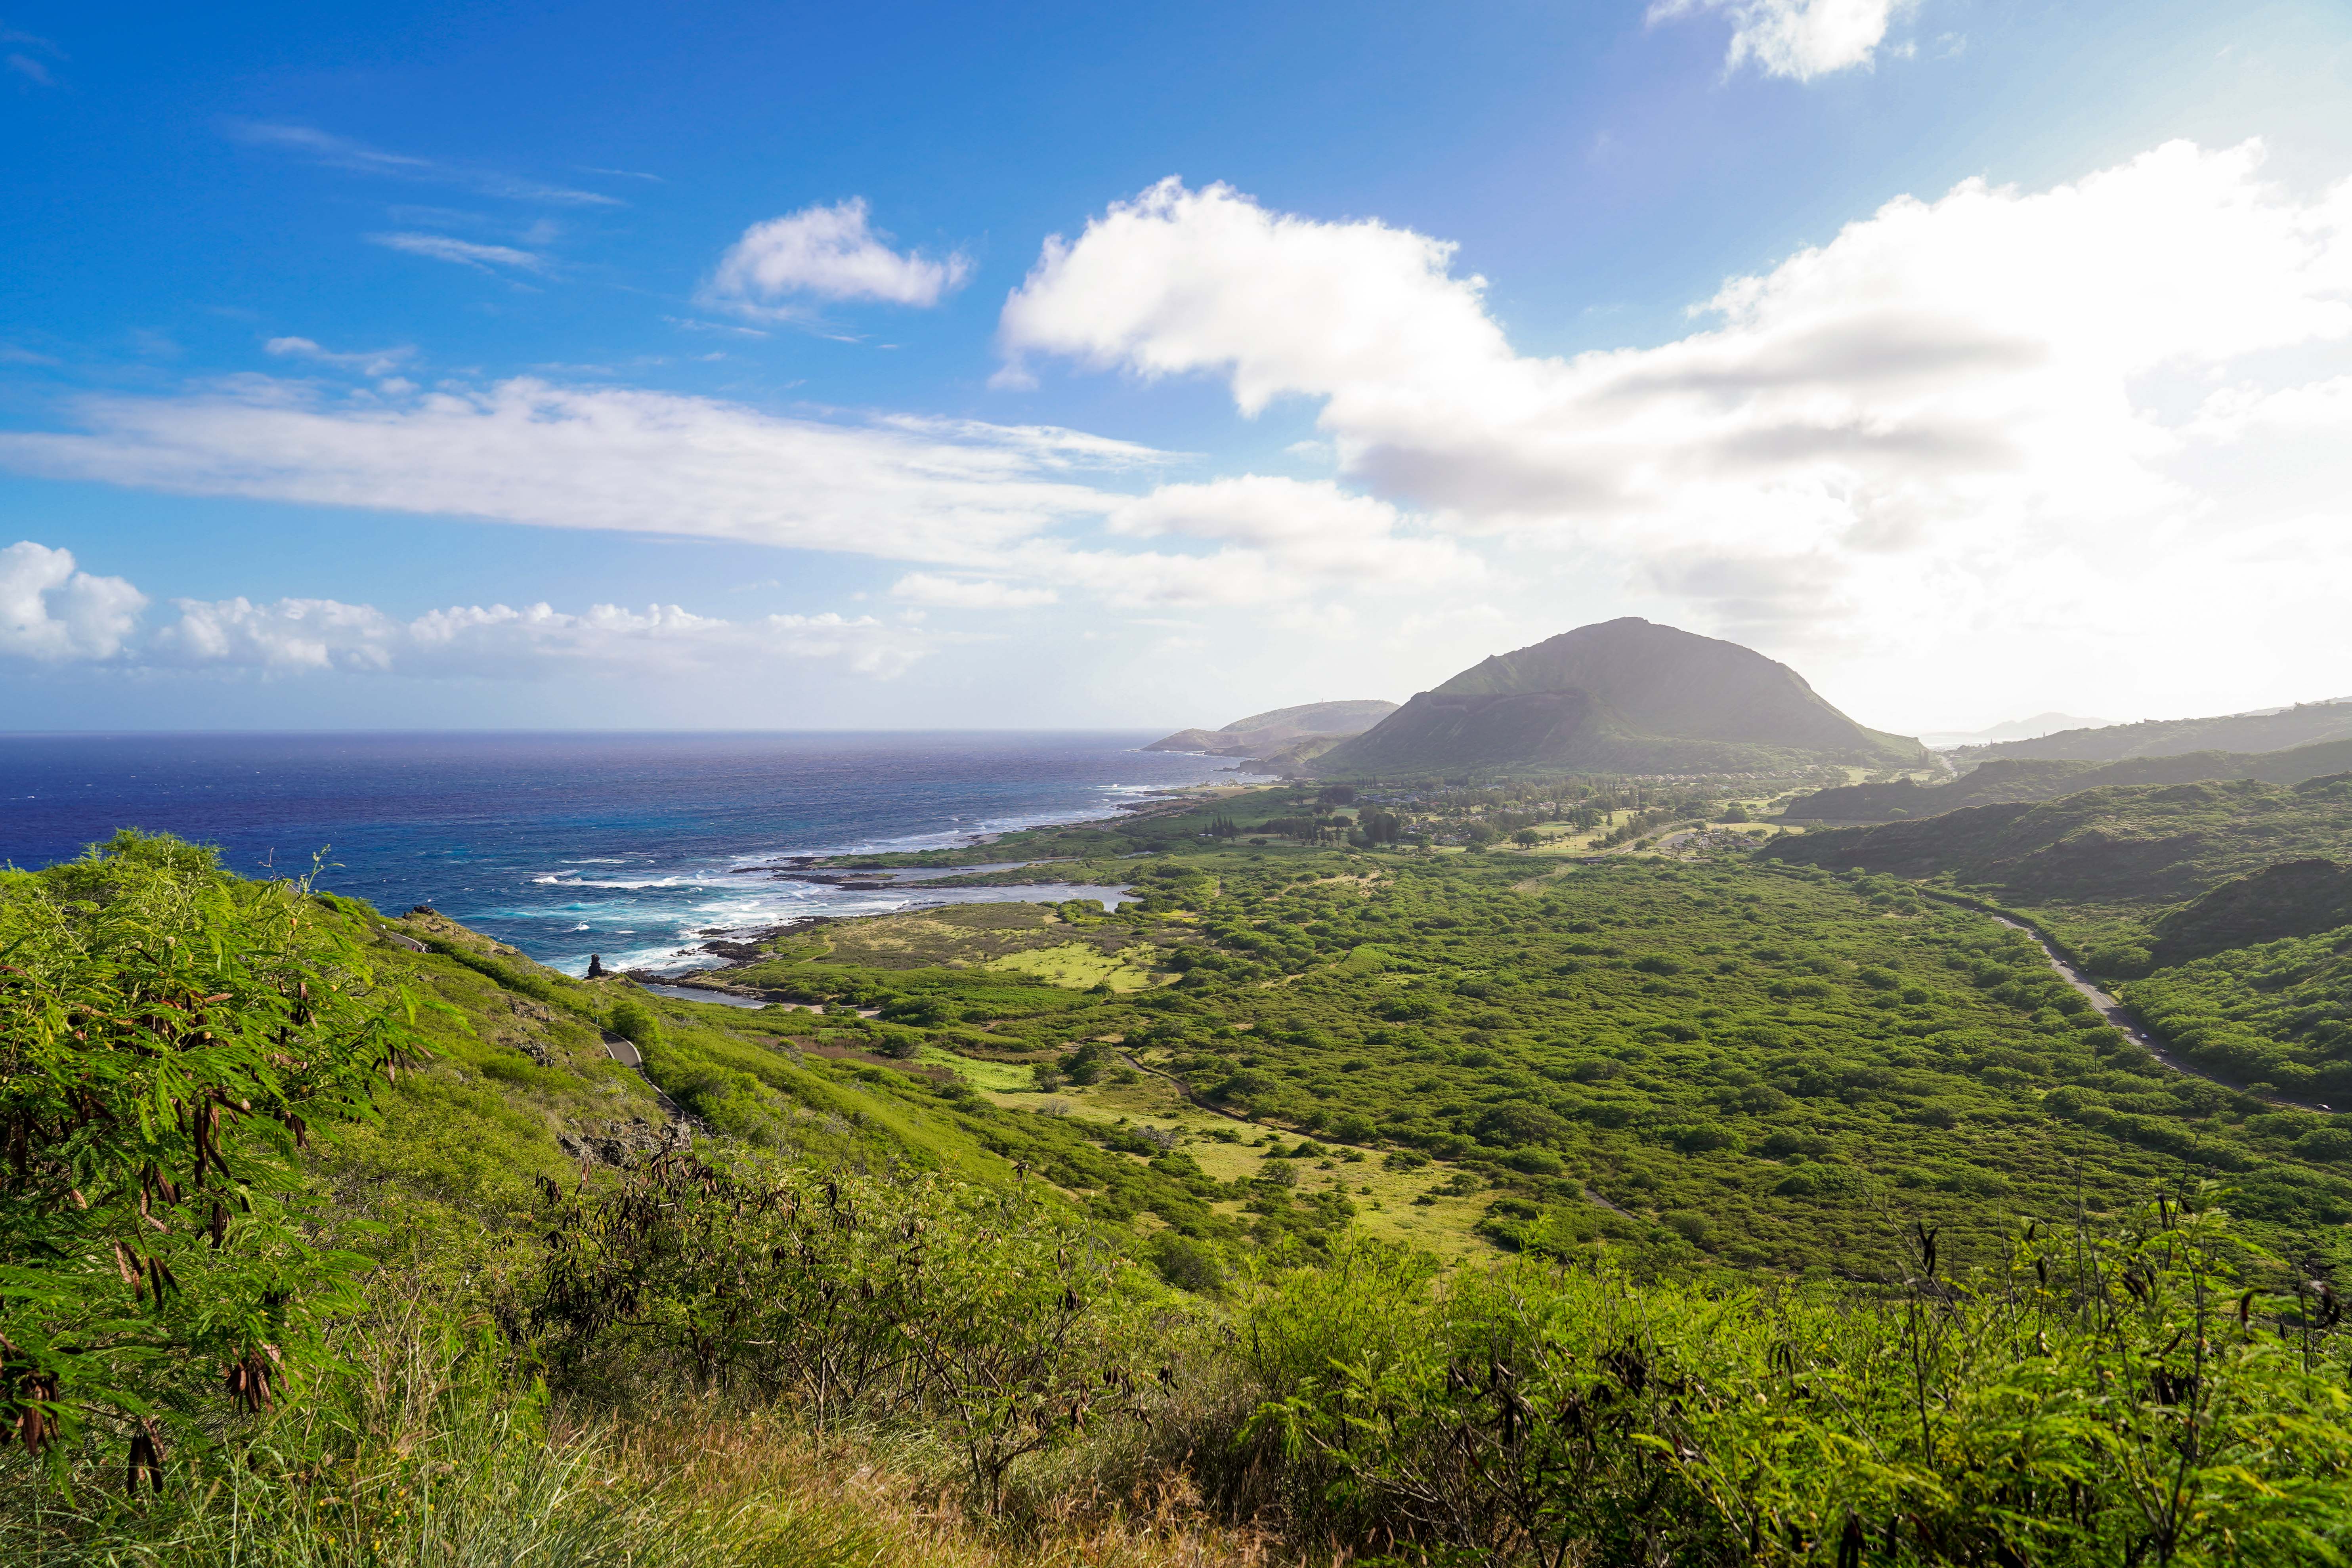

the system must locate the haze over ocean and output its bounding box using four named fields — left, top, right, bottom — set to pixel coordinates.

left=0, top=732, right=1262, bottom=974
